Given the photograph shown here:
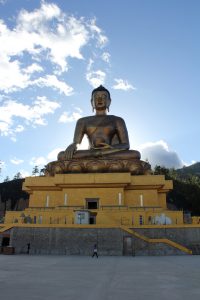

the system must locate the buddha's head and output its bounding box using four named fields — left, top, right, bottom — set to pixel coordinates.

left=91, top=85, right=111, bottom=112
